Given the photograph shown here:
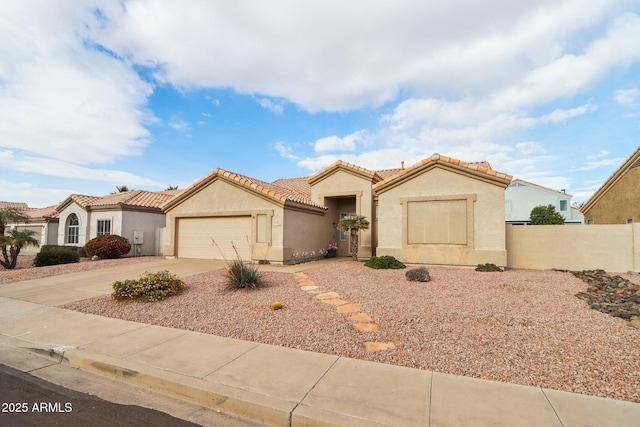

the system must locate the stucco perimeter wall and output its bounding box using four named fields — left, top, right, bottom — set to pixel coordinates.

left=310, top=169, right=375, bottom=258
left=163, top=178, right=286, bottom=261
left=506, top=224, right=640, bottom=272
left=377, top=167, right=507, bottom=266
